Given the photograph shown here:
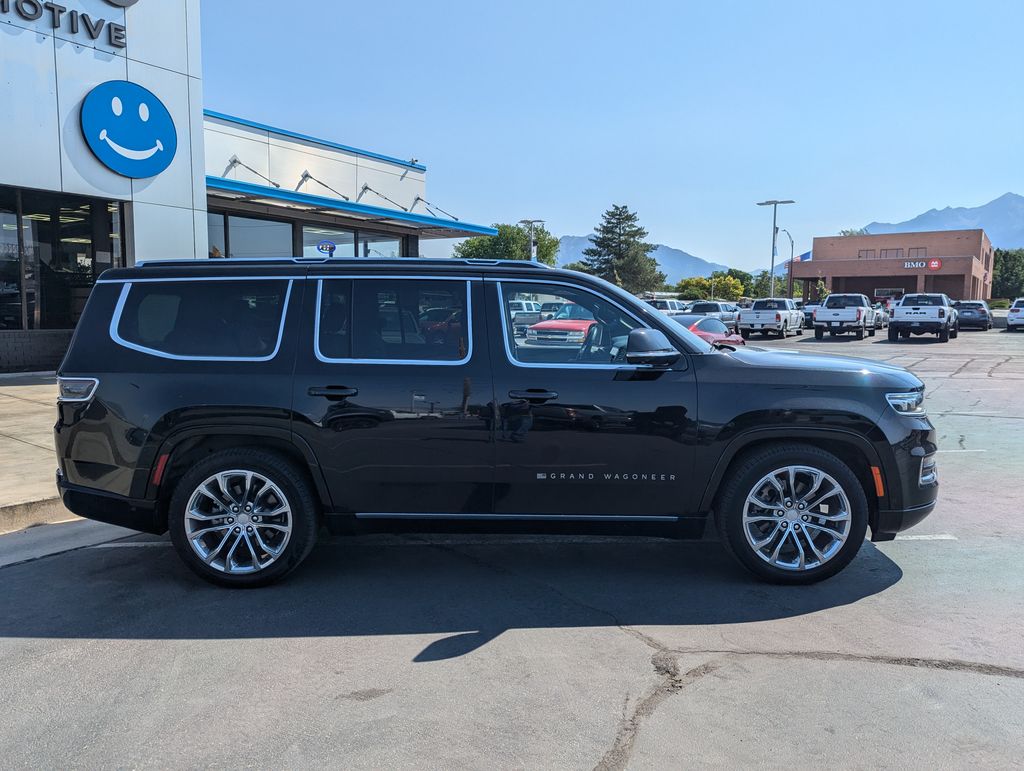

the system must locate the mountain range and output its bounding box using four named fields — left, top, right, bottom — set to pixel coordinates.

left=557, top=193, right=1024, bottom=283
left=556, top=235, right=729, bottom=285
left=865, top=192, right=1024, bottom=248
